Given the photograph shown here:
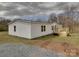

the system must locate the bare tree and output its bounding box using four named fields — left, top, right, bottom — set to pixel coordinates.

left=58, top=5, right=79, bottom=33
left=48, top=13, right=57, bottom=23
